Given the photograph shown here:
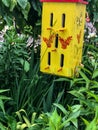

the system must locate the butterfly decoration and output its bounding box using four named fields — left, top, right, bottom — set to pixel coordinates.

left=77, top=30, right=81, bottom=44
left=76, top=13, right=83, bottom=27
left=43, top=33, right=55, bottom=48
left=59, top=36, right=72, bottom=49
